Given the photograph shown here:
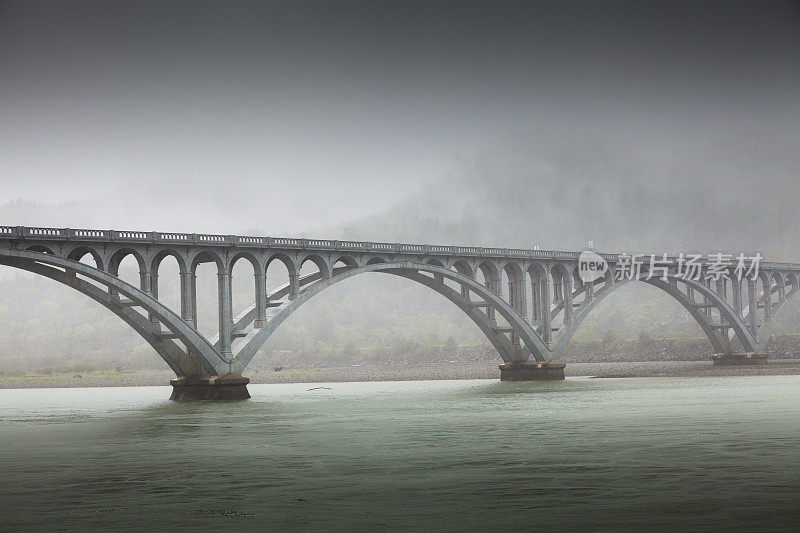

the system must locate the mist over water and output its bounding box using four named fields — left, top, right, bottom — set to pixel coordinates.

left=1, top=376, right=798, bottom=531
